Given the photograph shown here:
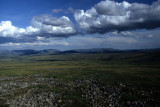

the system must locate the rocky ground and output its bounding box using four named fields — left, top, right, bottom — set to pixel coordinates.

left=0, top=75, right=159, bottom=107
